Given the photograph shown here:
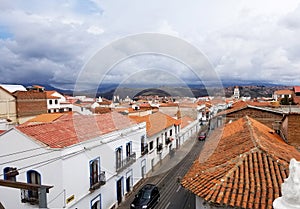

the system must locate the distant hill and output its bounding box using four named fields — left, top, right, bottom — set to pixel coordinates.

left=18, top=80, right=288, bottom=99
